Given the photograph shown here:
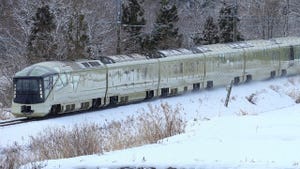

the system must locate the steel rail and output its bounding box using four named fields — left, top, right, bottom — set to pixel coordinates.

left=0, top=117, right=30, bottom=127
